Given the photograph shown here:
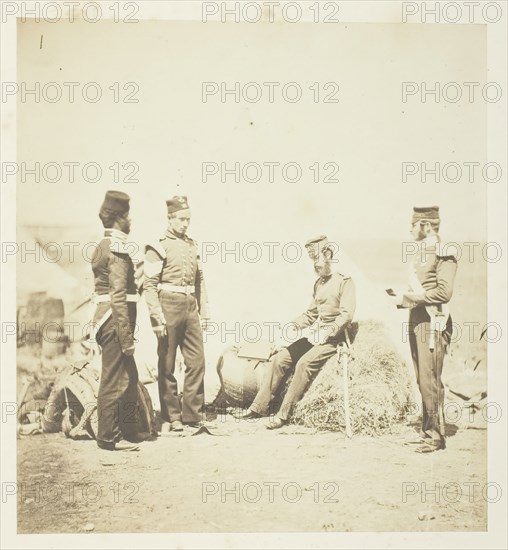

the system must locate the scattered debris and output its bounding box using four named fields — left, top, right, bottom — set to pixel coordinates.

left=190, top=425, right=224, bottom=437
